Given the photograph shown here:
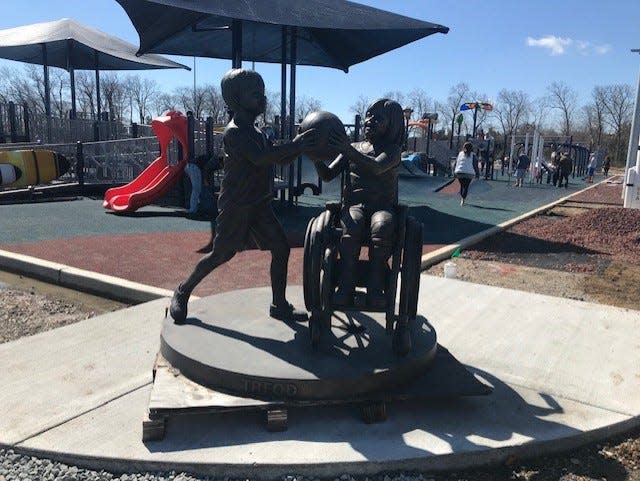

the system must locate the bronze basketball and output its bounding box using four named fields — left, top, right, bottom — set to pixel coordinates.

left=298, top=111, right=345, bottom=162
